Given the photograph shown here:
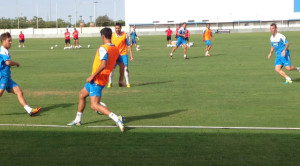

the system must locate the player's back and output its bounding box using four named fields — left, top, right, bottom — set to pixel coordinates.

left=93, top=44, right=119, bottom=86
